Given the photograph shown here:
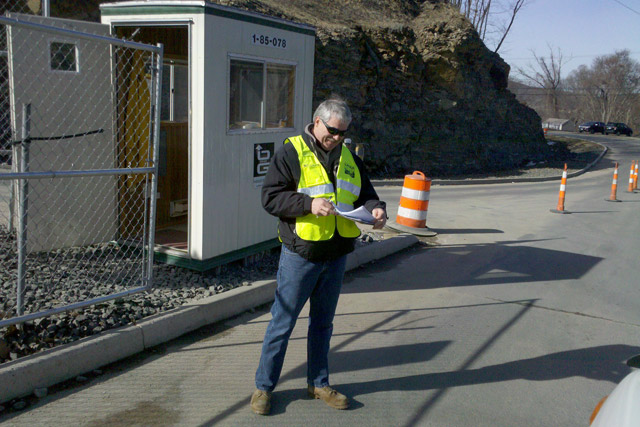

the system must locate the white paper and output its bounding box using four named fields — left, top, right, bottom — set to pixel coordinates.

left=334, top=205, right=376, bottom=225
